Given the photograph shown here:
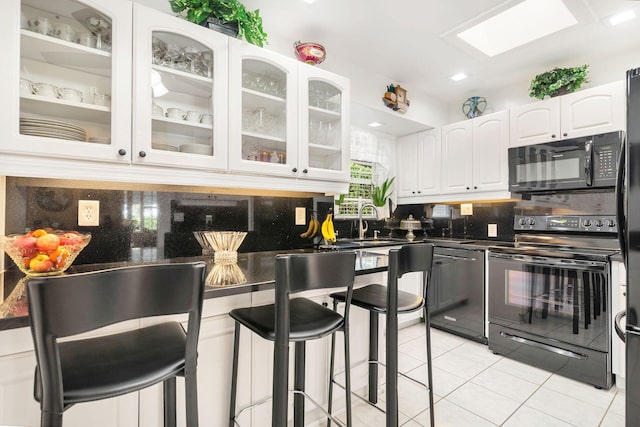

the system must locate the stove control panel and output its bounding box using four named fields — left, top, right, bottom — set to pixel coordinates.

left=514, top=215, right=617, bottom=233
